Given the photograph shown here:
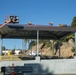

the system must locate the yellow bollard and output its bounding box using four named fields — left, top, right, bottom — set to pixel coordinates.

left=8, top=51, right=10, bottom=56
left=10, top=55, right=12, bottom=60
